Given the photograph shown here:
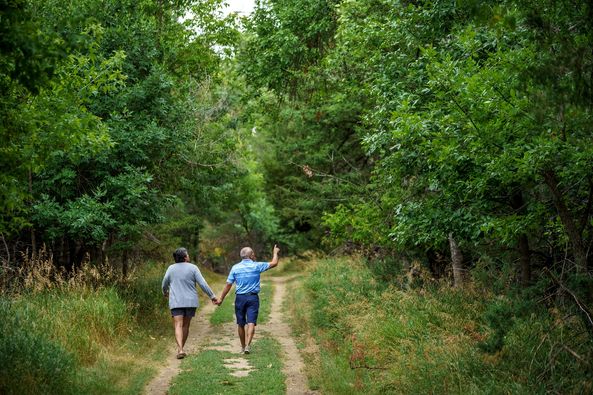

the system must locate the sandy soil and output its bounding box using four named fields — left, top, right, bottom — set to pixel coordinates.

left=262, top=276, right=318, bottom=395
